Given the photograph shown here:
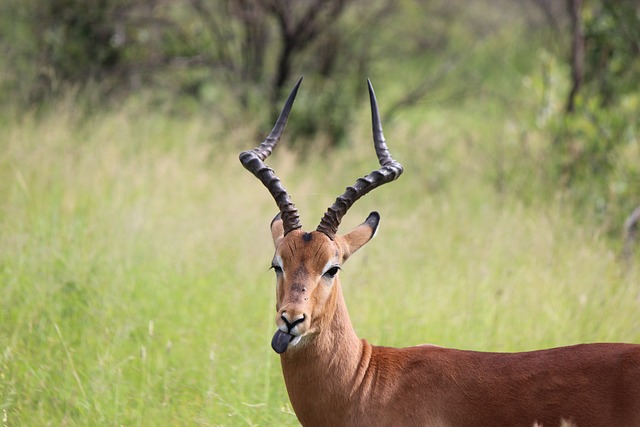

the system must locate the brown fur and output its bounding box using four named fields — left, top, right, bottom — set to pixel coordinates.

left=269, top=217, right=640, bottom=427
